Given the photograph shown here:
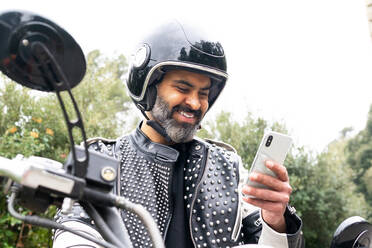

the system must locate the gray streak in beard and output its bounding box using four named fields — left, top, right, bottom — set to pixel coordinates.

left=150, top=95, right=200, bottom=143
